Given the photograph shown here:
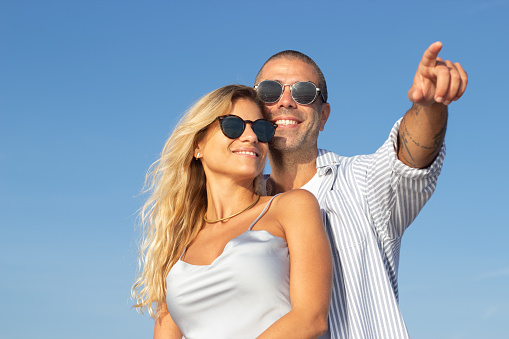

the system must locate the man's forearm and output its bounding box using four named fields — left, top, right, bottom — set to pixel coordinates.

left=397, top=103, right=448, bottom=168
